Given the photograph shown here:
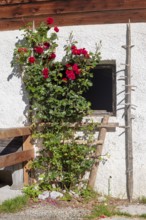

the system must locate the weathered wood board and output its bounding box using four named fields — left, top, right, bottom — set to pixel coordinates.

left=0, top=0, right=146, bottom=30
